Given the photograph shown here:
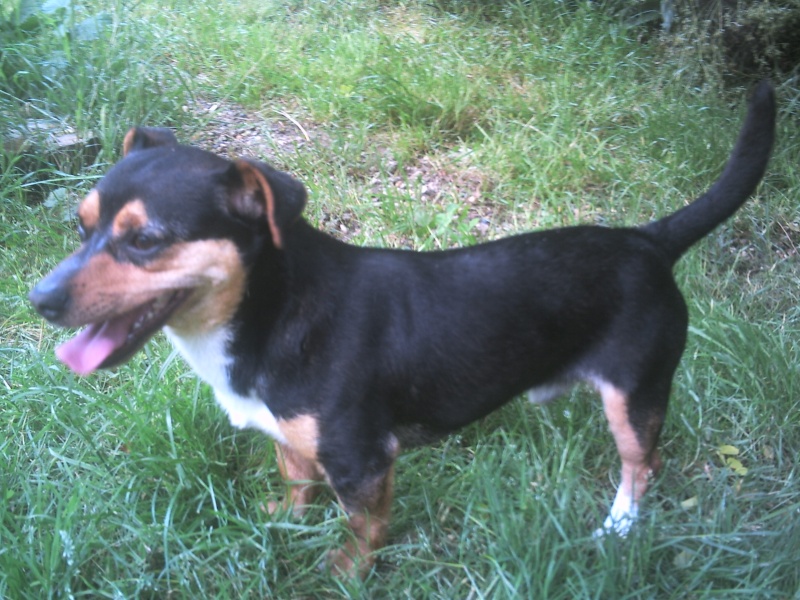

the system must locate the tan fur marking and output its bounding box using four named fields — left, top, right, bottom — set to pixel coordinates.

left=269, top=441, right=325, bottom=516
left=77, top=190, right=100, bottom=230
left=277, top=414, right=319, bottom=461
left=238, top=161, right=281, bottom=248
left=122, top=129, right=137, bottom=157
left=112, top=200, right=149, bottom=238
left=600, top=384, right=652, bottom=503
left=162, top=240, right=246, bottom=333
left=329, top=467, right=395, bottom=579
left=64, top=239, right=245, bottom=333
